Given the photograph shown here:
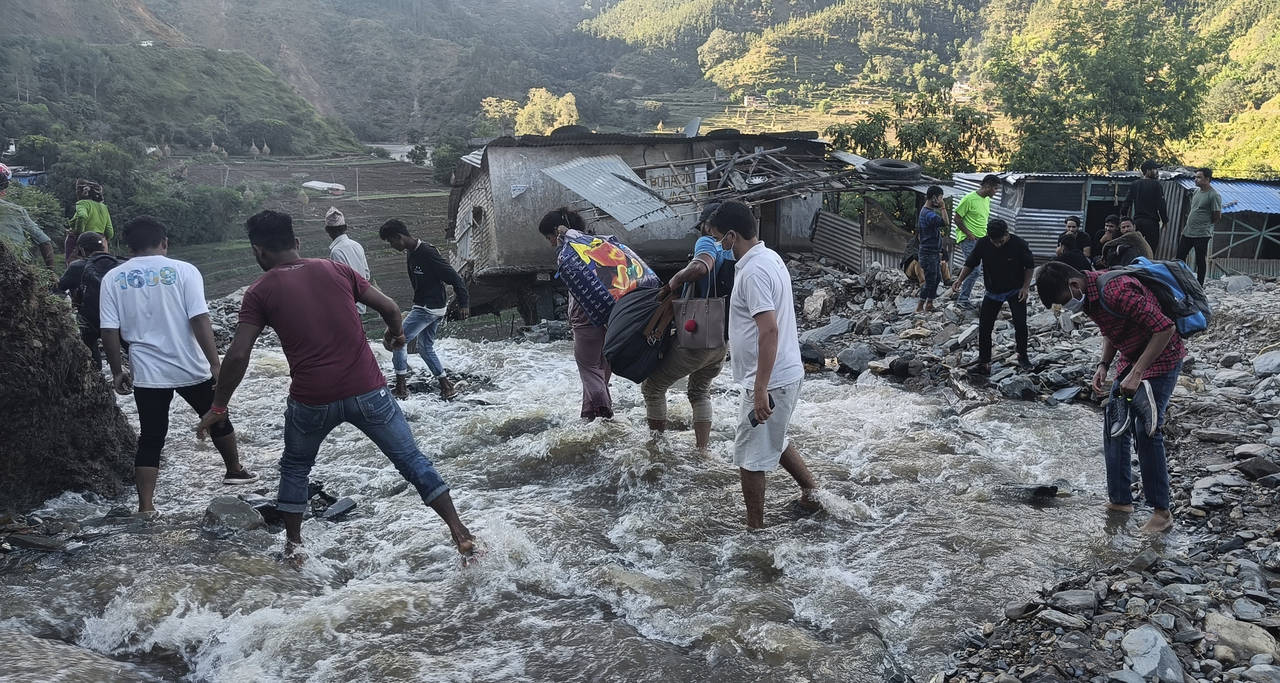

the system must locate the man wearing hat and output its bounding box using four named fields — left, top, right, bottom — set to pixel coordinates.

left=325, top=207, right=372, bottom=314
